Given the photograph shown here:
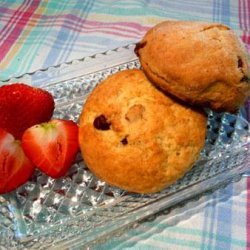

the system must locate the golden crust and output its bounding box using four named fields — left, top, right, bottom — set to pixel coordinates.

left=135, top=21, right=250, bottom=112
left=79, top=69, right=207, bottom=193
